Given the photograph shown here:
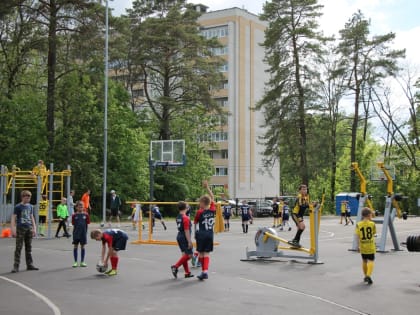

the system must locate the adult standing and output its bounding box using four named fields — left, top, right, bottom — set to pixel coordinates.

left=67, top=190, right=75, bottom=227
left=81, top=189, right=91, bottom=213
left=109, top=190, right=121, bottom=228
left=11, top=190, right=39, bottom=273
